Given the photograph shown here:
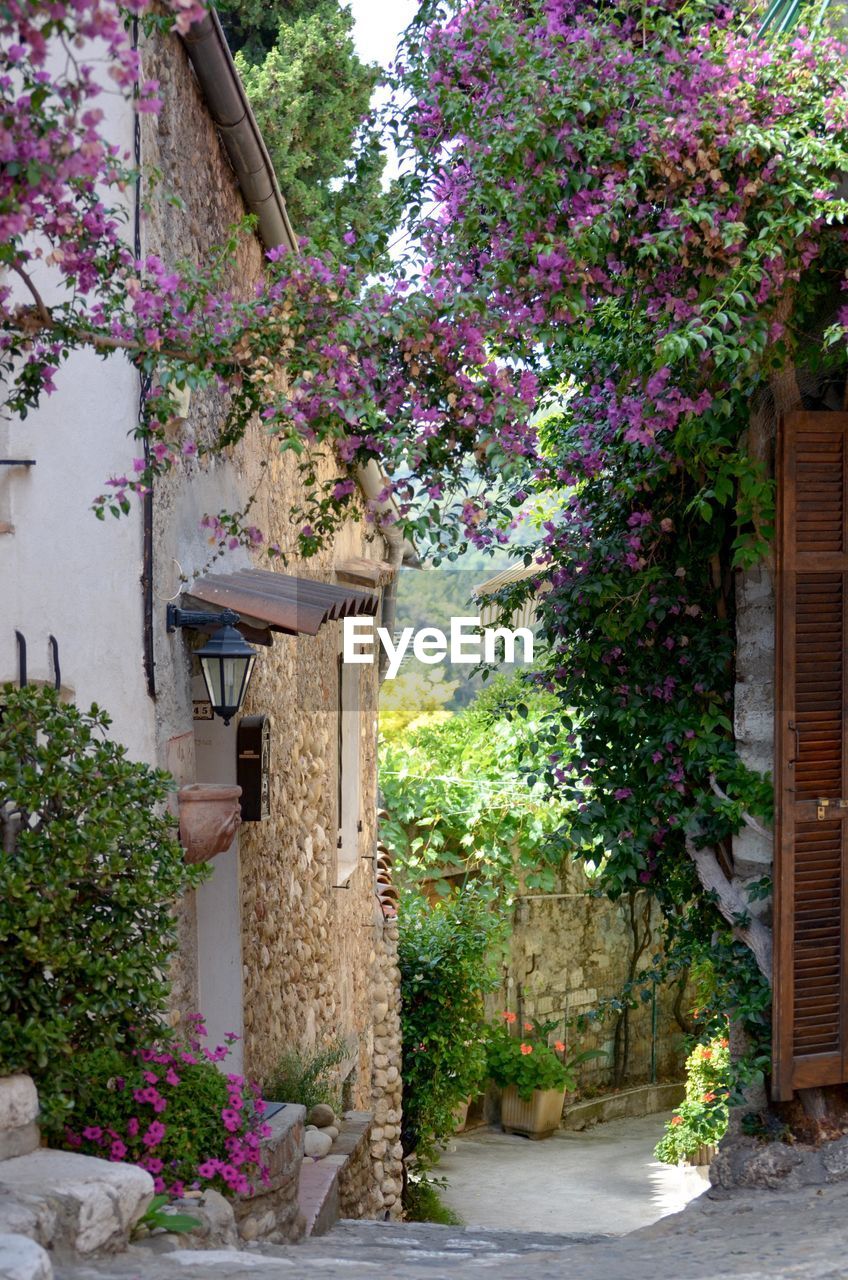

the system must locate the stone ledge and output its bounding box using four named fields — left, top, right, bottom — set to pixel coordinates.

left=0, top=1151, right=153, bottom=1258
left=0, top=1122, right=40, bottom=1164
left=231, top=1105, right=305, bottom=1245
left=0, top=1079, right=38, bottom=1133
left=0, top=1232, right=53, bottom=1280
left=561, top=1082, right=685, bottom=1131
left=297, top=1161, right=339, bottom=1238
left=297, top=1112, right=374, bottom=1234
